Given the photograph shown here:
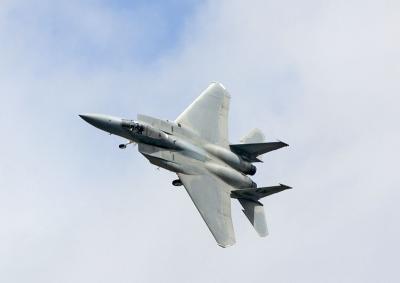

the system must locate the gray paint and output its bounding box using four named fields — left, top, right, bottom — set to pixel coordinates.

left=80, top=82, right=289, bottom=247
